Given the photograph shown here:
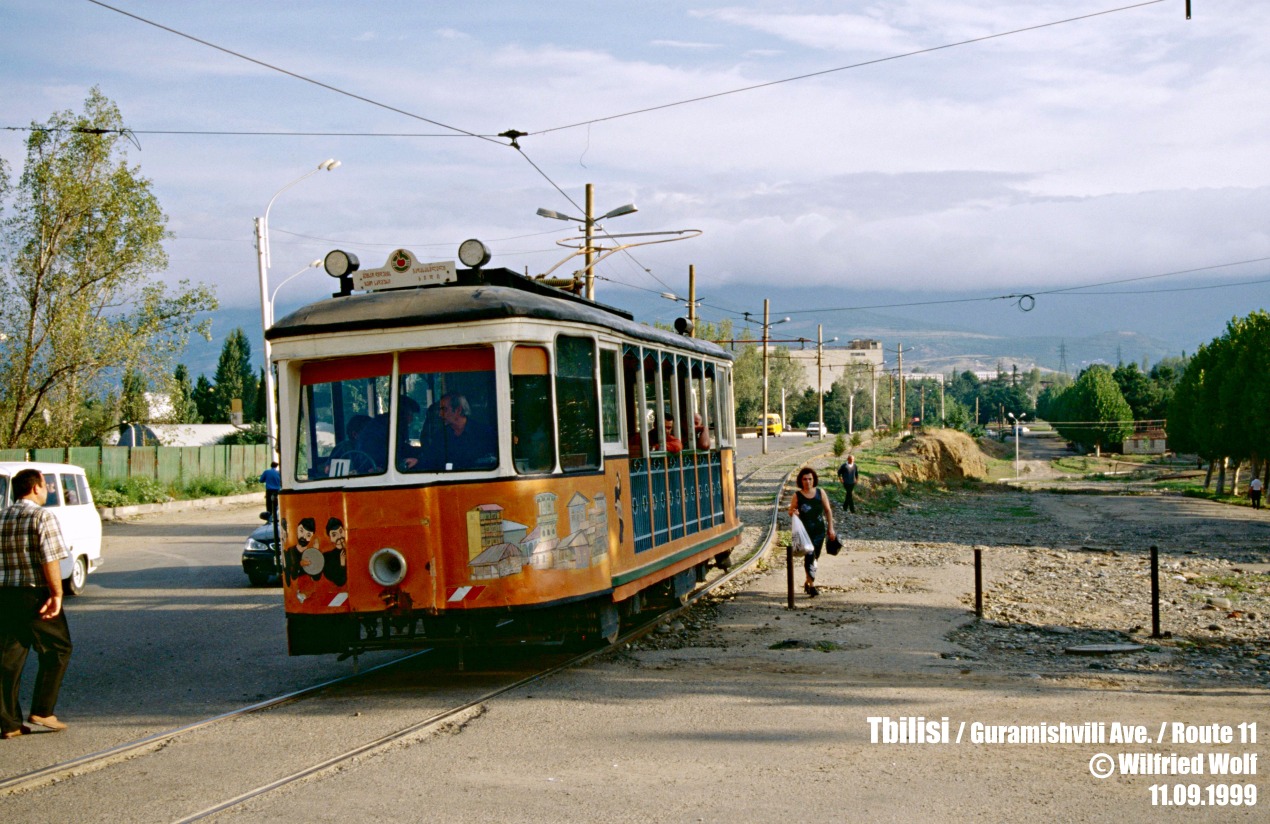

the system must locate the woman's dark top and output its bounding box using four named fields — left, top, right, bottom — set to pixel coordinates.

left=795, top=488, right=827, bottom=542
